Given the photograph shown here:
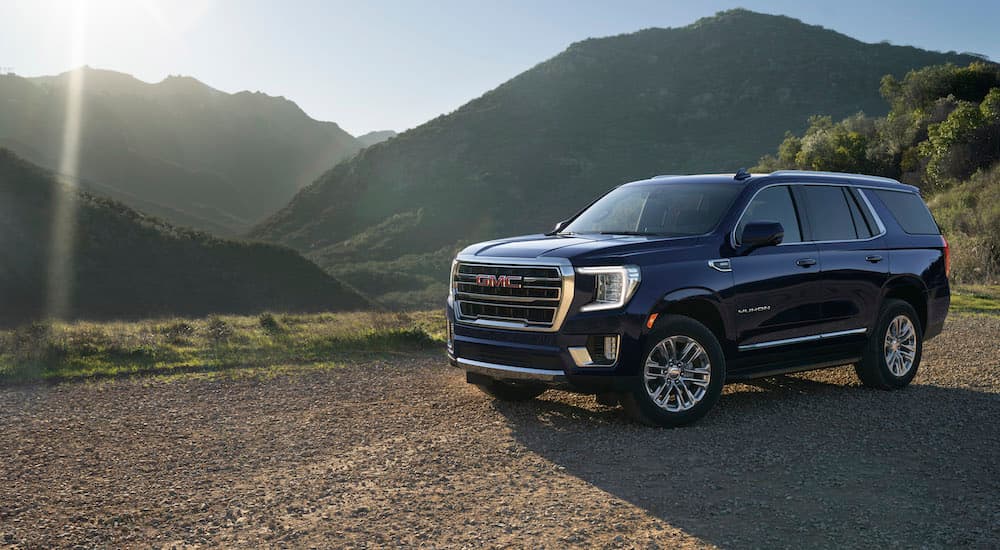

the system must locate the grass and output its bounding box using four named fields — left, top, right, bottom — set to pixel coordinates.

left=950, top=284, right=1000, bottom=315
left=0, top=310, right=445, bottom=384
left=2, top=285, right=996, bottom=385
